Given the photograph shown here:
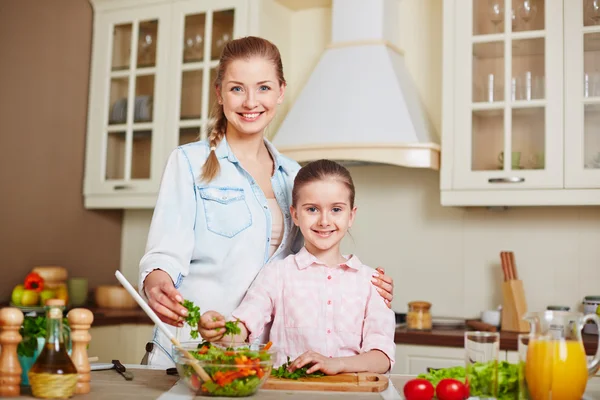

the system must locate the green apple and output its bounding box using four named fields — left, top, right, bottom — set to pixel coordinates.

left=596, top=304, right=600, bottom=317
left=21, top=289, right=39, bottom=307
left=11, top=284, right=24, bottom=305
left=39, top=289, right=55, bottom=306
